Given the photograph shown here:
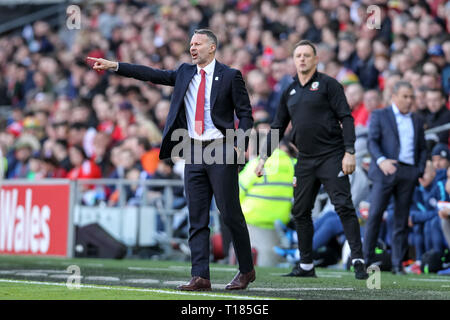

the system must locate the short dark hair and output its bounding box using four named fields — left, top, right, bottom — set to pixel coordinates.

left=70, top=144, right=87, bottom=160
left=137, top=137, right=151, bottom=150
left=293, top=40, right=317, bottom=56
left=392, top=81, right=413, bottom=94
left=193, top=29, right=218, bottom=48
left=426, top=87, right=444, bottom=97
